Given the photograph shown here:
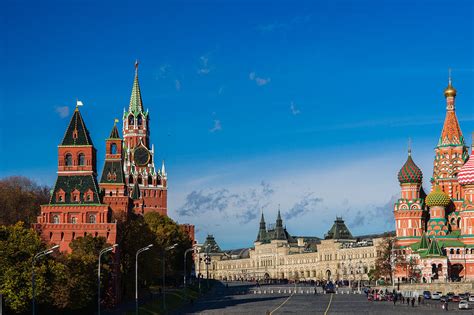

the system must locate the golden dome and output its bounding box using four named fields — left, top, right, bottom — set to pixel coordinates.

left=444, top=71, right=456, bottom=98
